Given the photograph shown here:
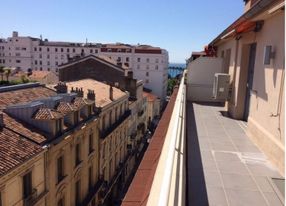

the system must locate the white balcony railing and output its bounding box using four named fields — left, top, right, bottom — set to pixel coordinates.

left=147, top=71, right=187, bottom=206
